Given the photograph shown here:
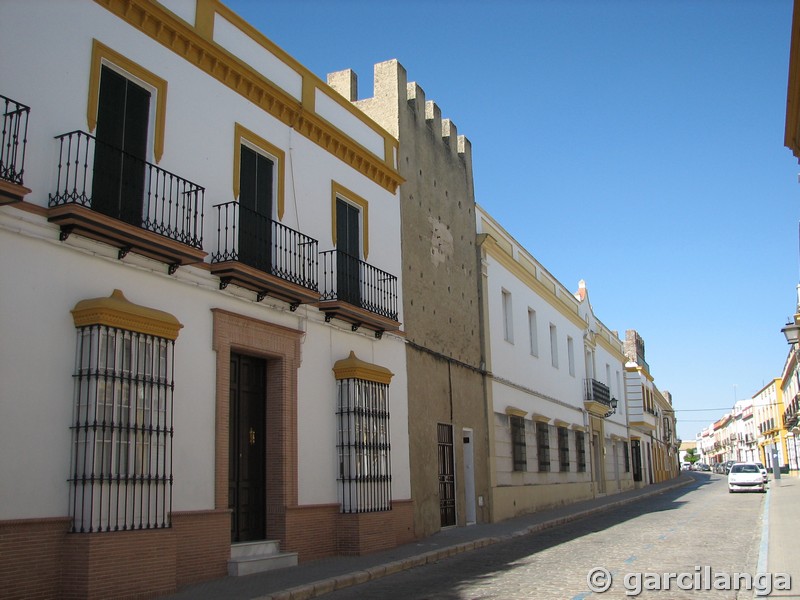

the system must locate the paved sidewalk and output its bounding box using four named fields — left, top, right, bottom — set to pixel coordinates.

left=164, top=476, right=692, bottom=600
left=763, top=471, right=800, bottom=597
